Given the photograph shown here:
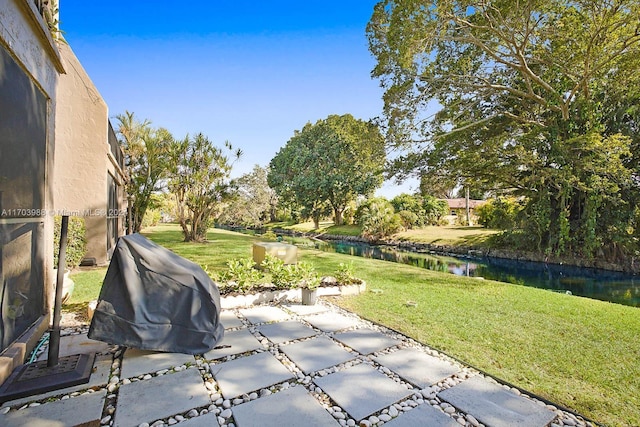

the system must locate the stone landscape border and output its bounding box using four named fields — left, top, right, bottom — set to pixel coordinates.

left=219, top=283, right=366, bottom=309
left=88, top=282, right=367, bottom=317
